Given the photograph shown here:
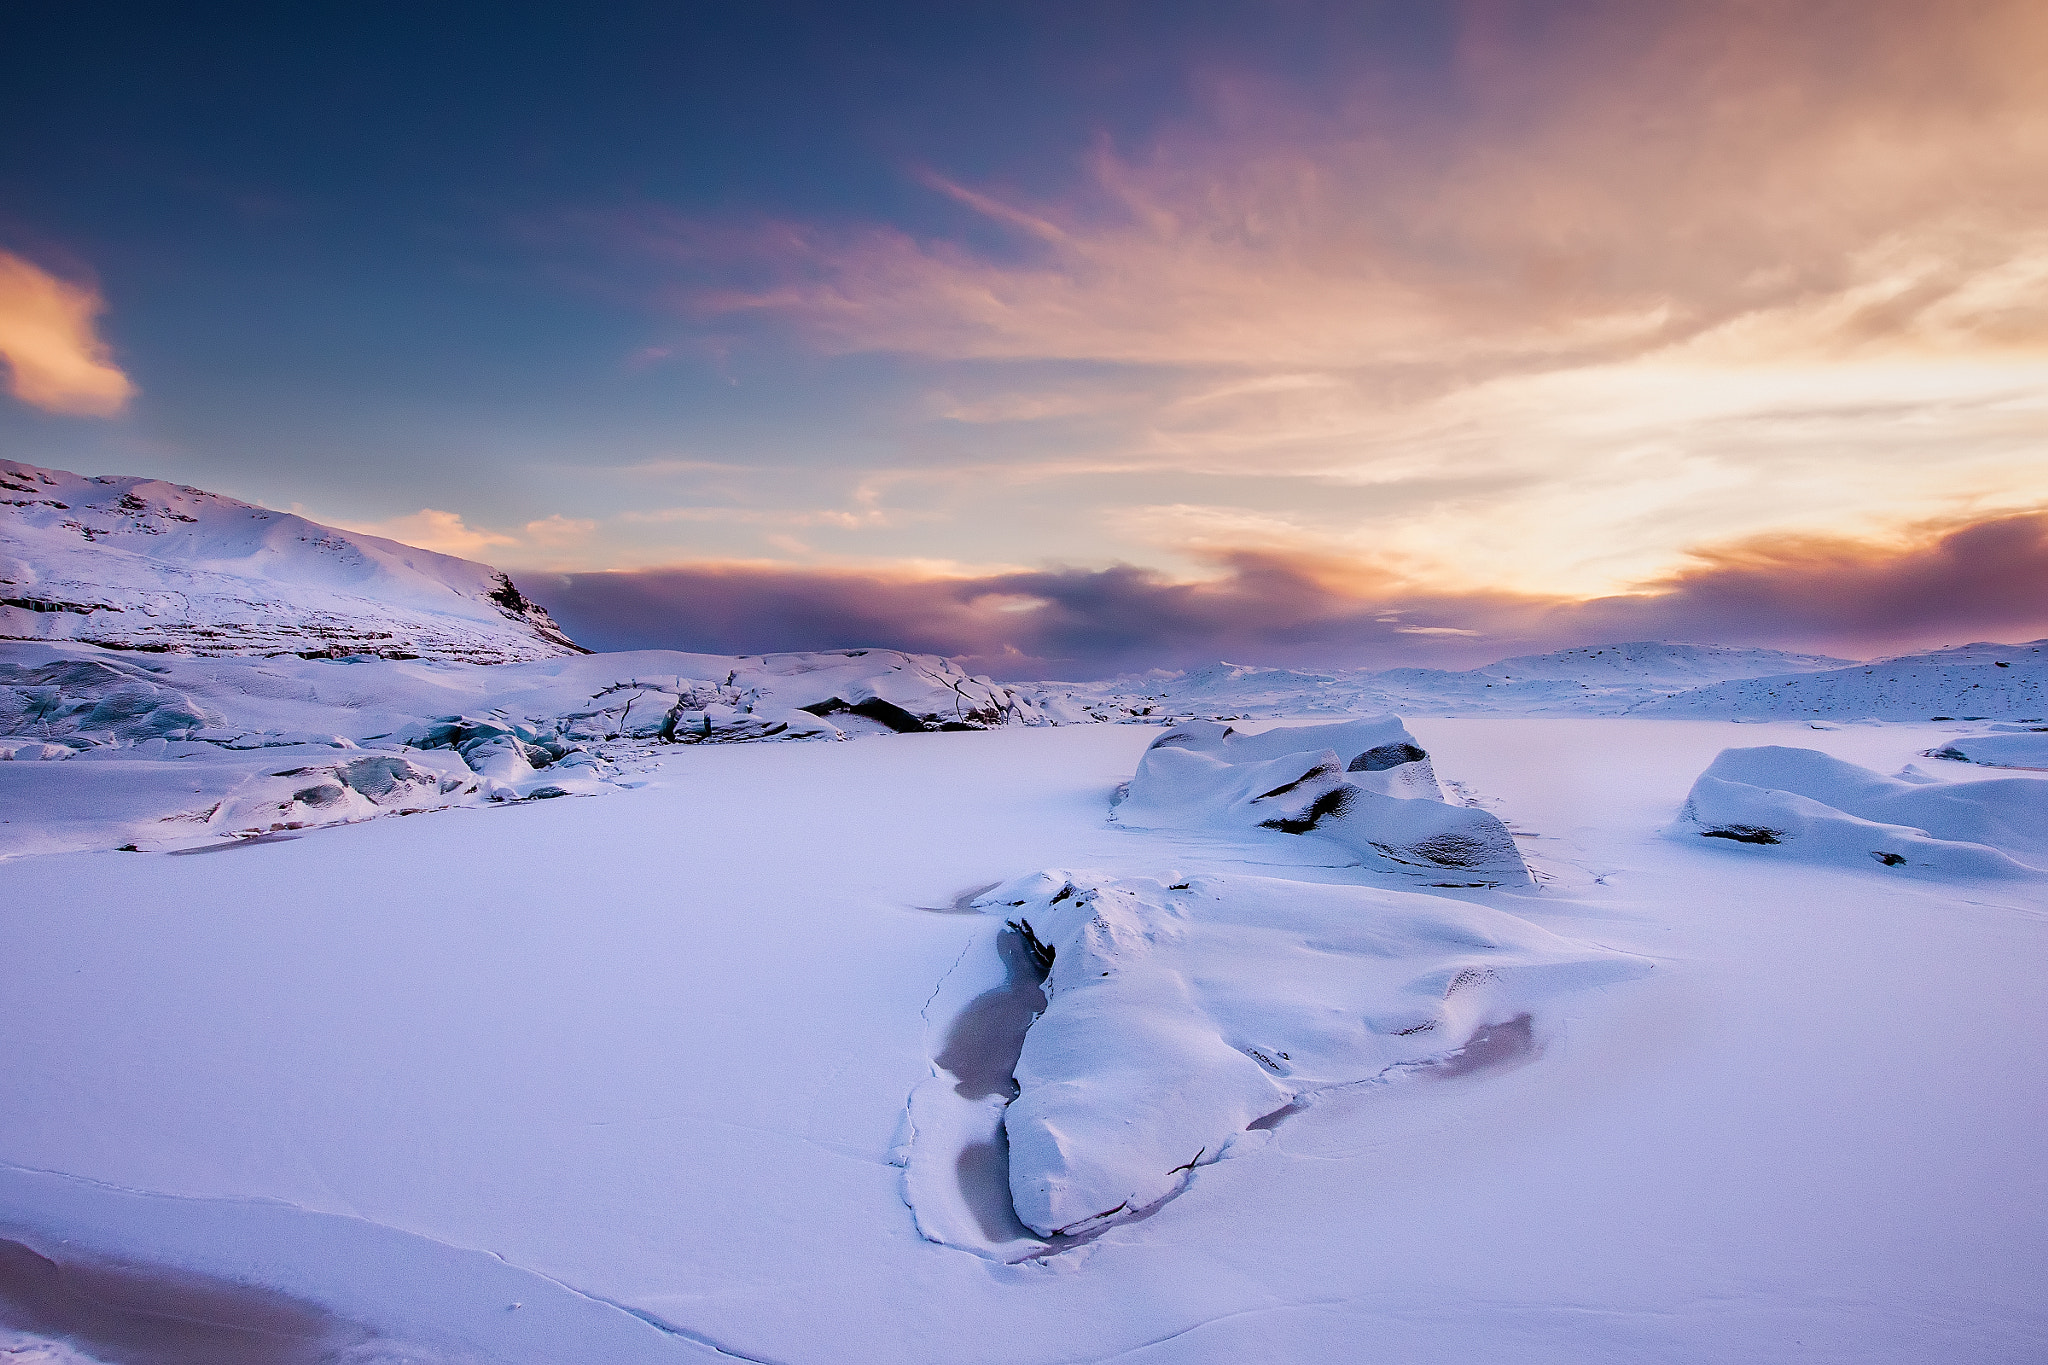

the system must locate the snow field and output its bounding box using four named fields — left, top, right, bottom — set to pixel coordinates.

left=0, top=719, right=2043, bottom=1362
